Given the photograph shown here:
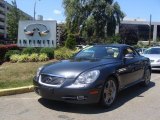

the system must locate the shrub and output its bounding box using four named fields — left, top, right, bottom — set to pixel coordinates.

left=10, top=54, right=19, bottom=63
left=5, top=44, right=19, bottom=50
left=0, top=44, right=19, bottom=62
left=22, top=48, right=39, bottom=54
left=18, top=54, right=29, bottom=62
left=40, top=48, right=54, bottom=59
left=28, top=53, right=39, bottom=62
left=5, top=50, right=21, bottom=61
left=55, top=47, right=78, bottom=60
left=0, top=46, right=7, bottom=63
left=39, top=53, right=49, bottom=61
left=65, top=34, right=76, bottom=49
